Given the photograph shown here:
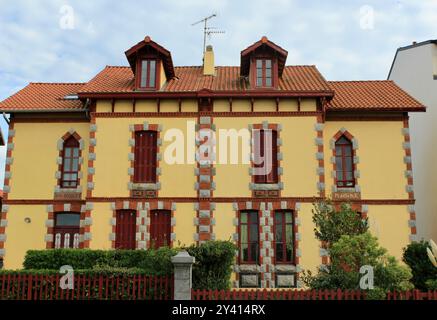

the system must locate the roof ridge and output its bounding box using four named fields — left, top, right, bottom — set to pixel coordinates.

left=328, top=80, right=394, bottom=83
left=29, top=82, right=86, bottom=85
